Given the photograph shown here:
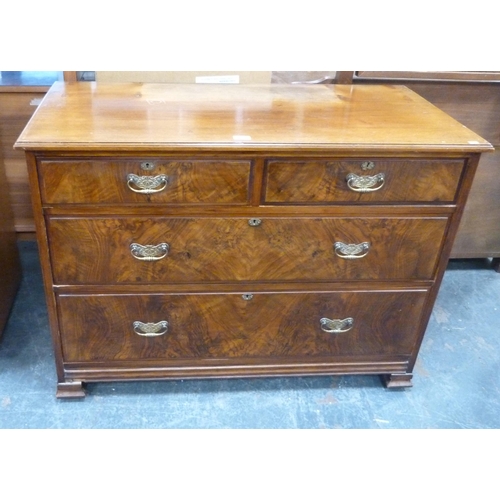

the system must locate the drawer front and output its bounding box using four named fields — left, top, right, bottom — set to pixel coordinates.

left=264, top=158, right=464, bottom=203
left=58, top=290, right=428, bottom=362
left=38, top=158, right=251, bottom=205
left=48, top=216, right=448, bottom=283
